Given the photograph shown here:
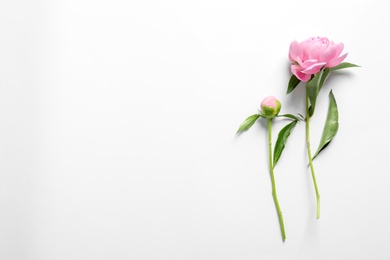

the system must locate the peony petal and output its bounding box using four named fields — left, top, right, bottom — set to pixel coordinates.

left=319, top=44, right=338, bottom=62
left=291, top=64, right=311, bottom=82
left=298, top=58, right=319, bottom=69
left=289, top=41, right=302, bottom=62
left=333, top=43, right=344, bottom=59
left=261, top=96, right=277, bottom=108
left=326, top=53, right=348, bottom=68
left=308, top=47, right=322, bottom=60
left=302, top=62, right=326, bottom=74
left=300, top=41, right=310, bottom=61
